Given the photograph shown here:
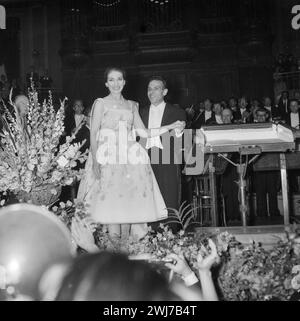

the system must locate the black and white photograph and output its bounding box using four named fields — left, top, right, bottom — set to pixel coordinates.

left=0, top=0, right=300, bottom=304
